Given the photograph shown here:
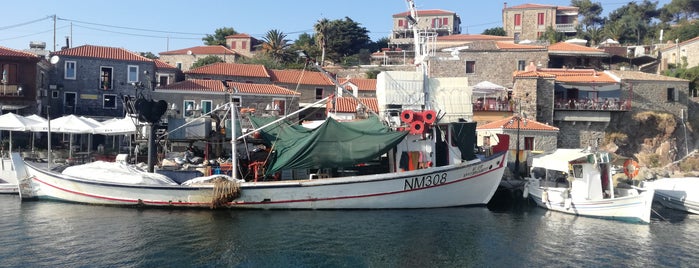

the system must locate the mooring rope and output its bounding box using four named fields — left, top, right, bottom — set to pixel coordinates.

left=211, top=177, right=241, bottom=209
